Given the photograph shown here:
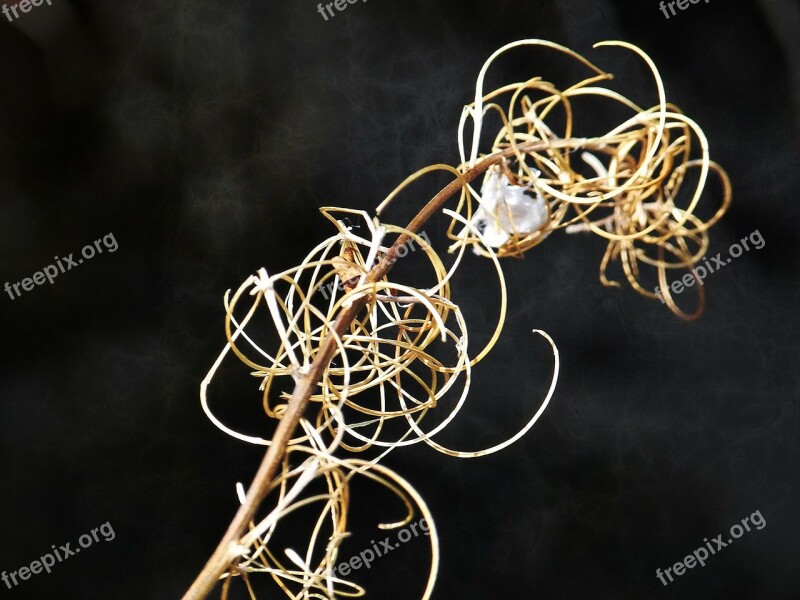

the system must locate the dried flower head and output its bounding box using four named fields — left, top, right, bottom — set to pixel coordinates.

left=442, top=40, right=731, bottom=319
left=185, top=39, right=730, bottom=600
